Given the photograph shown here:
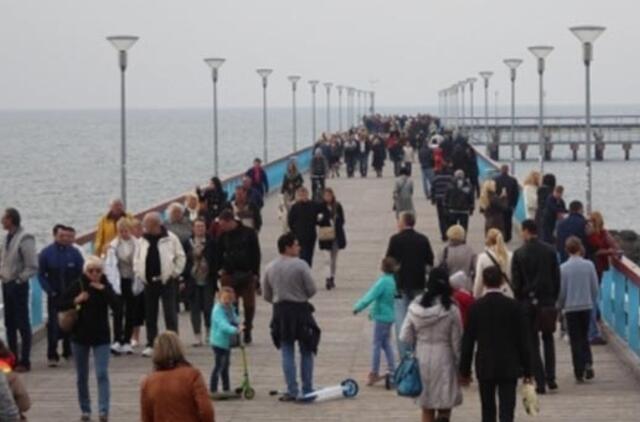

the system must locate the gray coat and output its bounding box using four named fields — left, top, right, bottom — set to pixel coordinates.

left=0, top=227, right=38, bottom=284
left=393, top=176, right=414, bottom=216
left=438, top=243, right=476, bottom=292
left=400, top=301, right=463, bottom=409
